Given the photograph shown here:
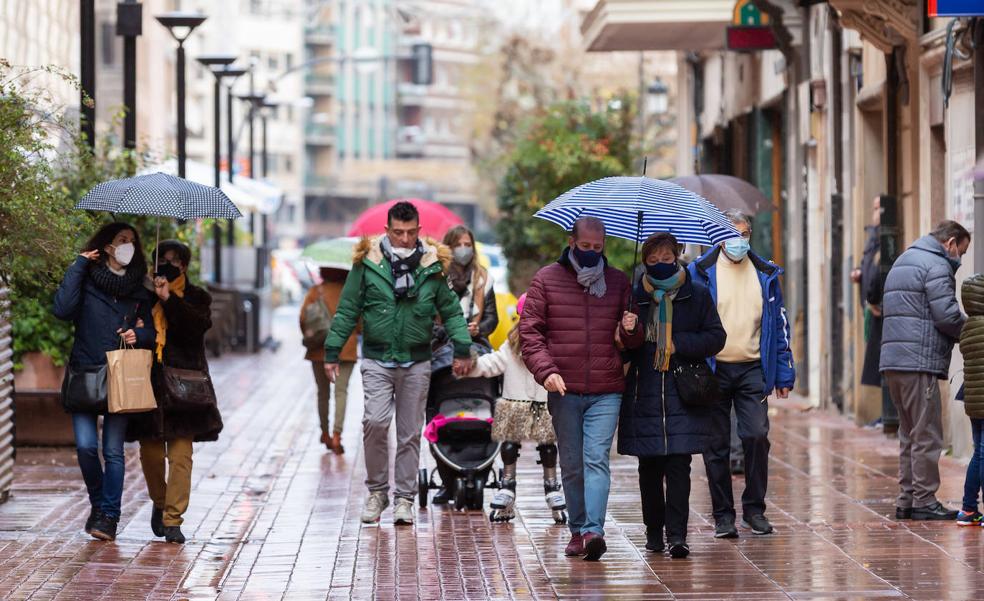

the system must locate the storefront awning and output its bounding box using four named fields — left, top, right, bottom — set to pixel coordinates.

left=141, top=159, right=283, bottom=215
left=581, top=0, right=733, bottom=51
